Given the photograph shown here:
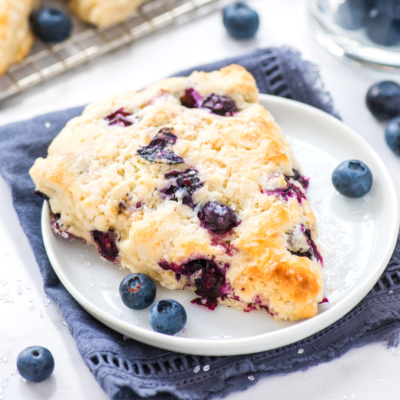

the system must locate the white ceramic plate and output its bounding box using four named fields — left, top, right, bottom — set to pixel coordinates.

left=42, top=94, right=399, bottom=356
